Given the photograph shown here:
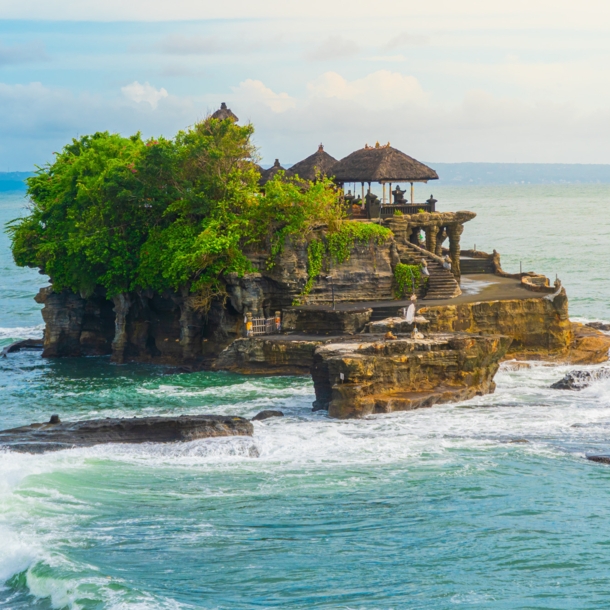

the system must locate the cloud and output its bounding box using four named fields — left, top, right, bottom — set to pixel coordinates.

left=149, top=33, right=269, bottom=56
left=0, top=42, right=47, bottom=66
left=121, top=81, right=168, bottom=108
left=385, top=32, right=430, bottom=49
left=156, top=35, right=220, bottom=55
left=232, top=79, right=296, bottom=113
left=2, top=0, right=610, bottom=27
left=305, top=36, right=359, bottom=61
left=0, top=81, right=200, bottom=169
left=307, top=70, right=428, bottom=108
